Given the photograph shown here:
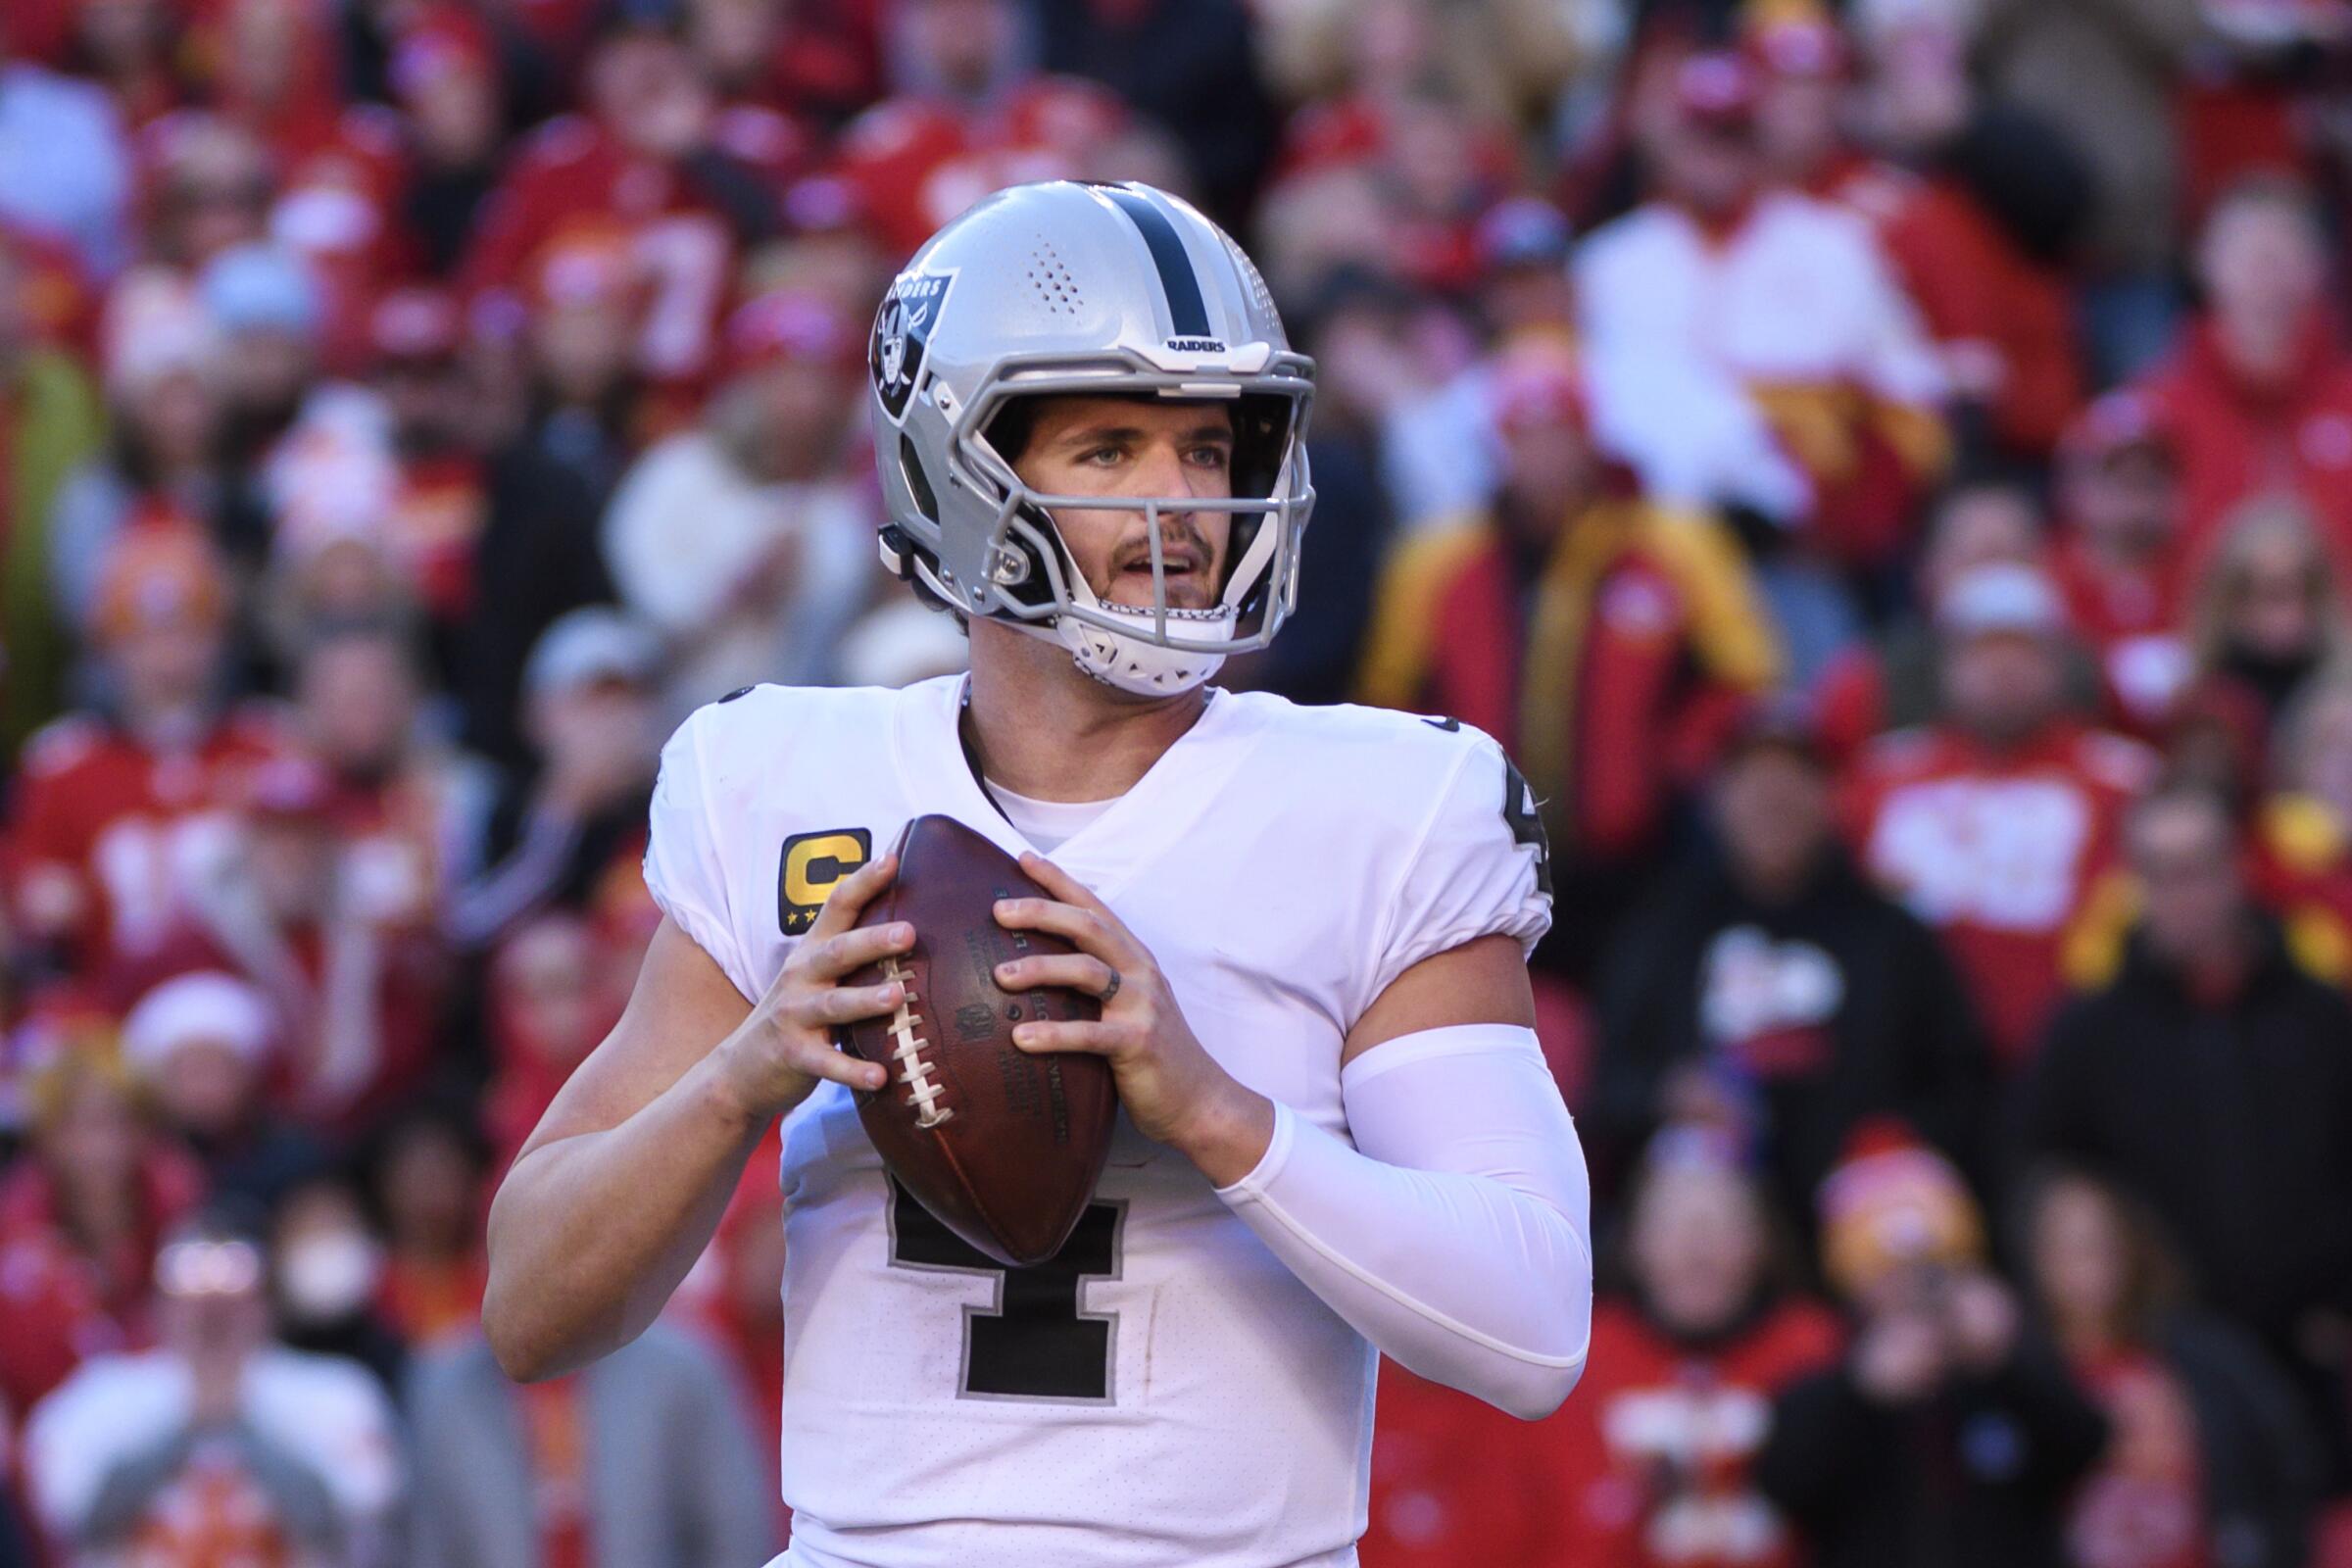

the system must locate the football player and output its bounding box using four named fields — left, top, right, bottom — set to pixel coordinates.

left=484, top=180, right=1592, bottom=1567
